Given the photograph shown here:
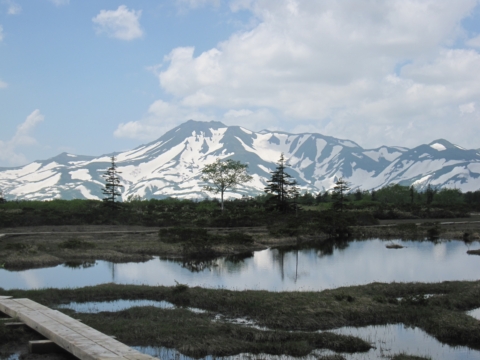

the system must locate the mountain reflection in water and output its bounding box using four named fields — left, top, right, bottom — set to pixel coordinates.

left=1, top=239, right=479, bottom=291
